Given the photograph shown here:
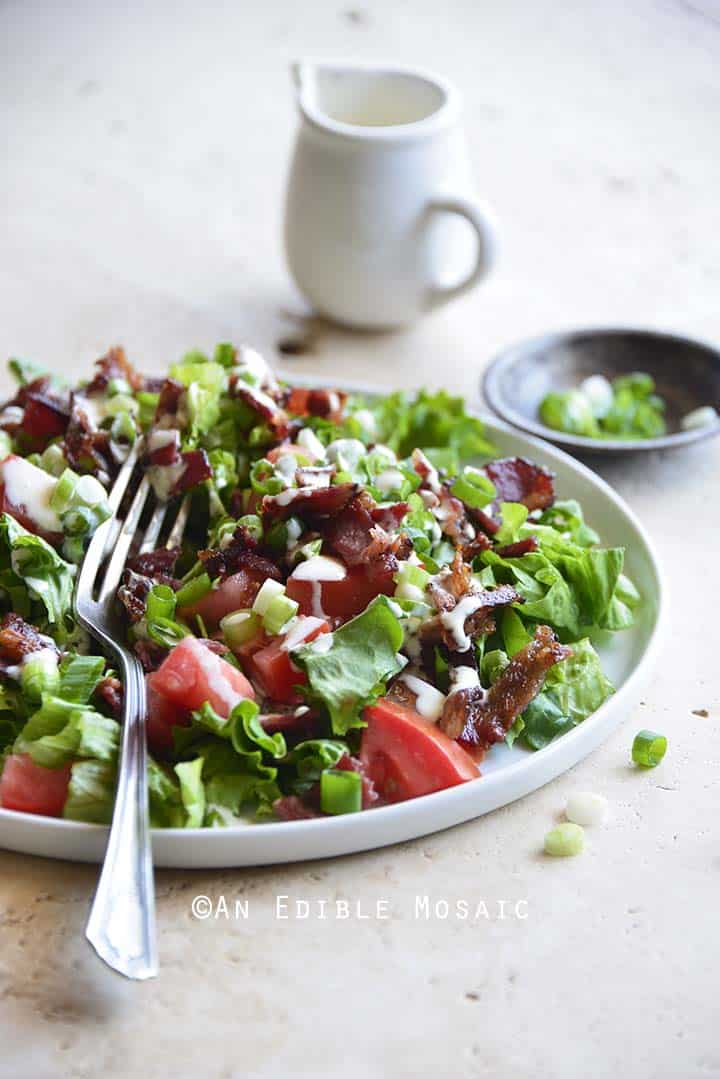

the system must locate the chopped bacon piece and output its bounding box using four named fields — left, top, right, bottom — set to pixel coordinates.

left=324, top=493, right=410, bottom=567
left=411, top=448, right=441, bottom=490
left=371, top=502, right=409, bottom=531
left=22, top=392, right=69, bottom=446
left=435, top=487, right=473, bottom=542
left=494, top=536, right=539, bottom=559
left=0, top=613, right=57, bottom=667
left=128, top=547, right=180, bottom=583
left=133, top=638, right=169, bottom=673
left=172, top=449, right=212, bottom=494
left=84, top=346, right=143, bottom=396
left=261, top=483, right=357, bottom=522
left=438, top=625, right=571, bottom=745
left=485, top=457, right=555, bottom=512
left=147, top=436, right=180, bottom=467
left=461, top=532, right=492, bottom=560
left=64, top=400, right=118, bottom=481
left=118, top=569, right=153, bottom=623
left=284, top=386, right=347, bottom=422
left=423, top=578, right=523, bottom=651
left=94, top=676, right=123, bottom=718
left=199, top=526, right=282, bottom=583
left=273, top=794, right=320, bottom=821
left=231, top=378, right=288, bottom=435
left=154, top=379, right=186, bottom=425
left=259, top=707, right=321, bottom=742
left=468, top=506, right=500, bottom=536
